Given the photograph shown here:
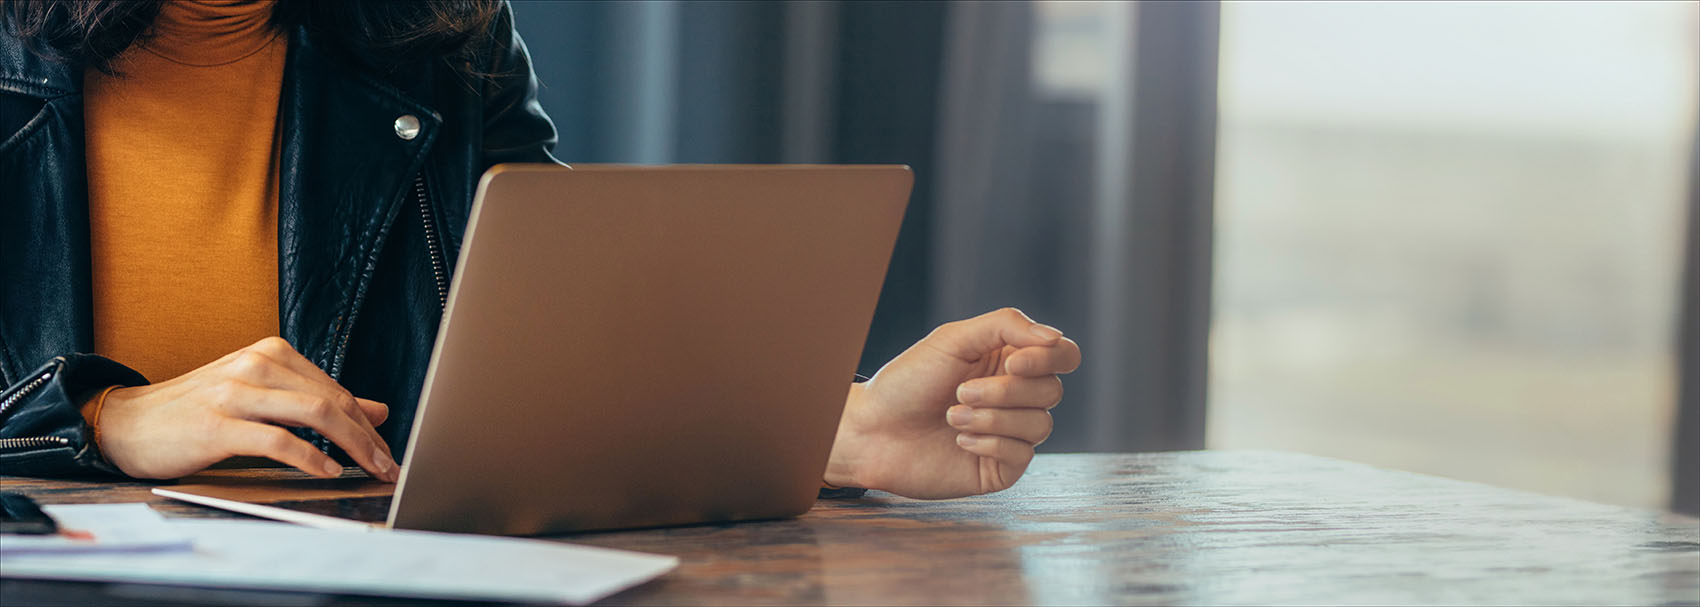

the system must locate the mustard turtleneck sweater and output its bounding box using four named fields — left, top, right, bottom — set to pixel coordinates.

left=84, top=0, right=287, bottom=383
